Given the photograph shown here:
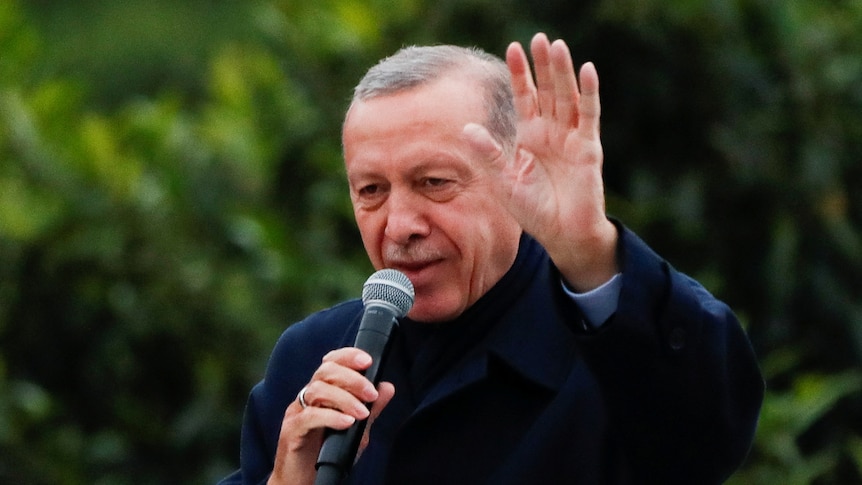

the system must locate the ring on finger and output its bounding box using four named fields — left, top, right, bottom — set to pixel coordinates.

left=298, top=386, right=310, bottom=409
